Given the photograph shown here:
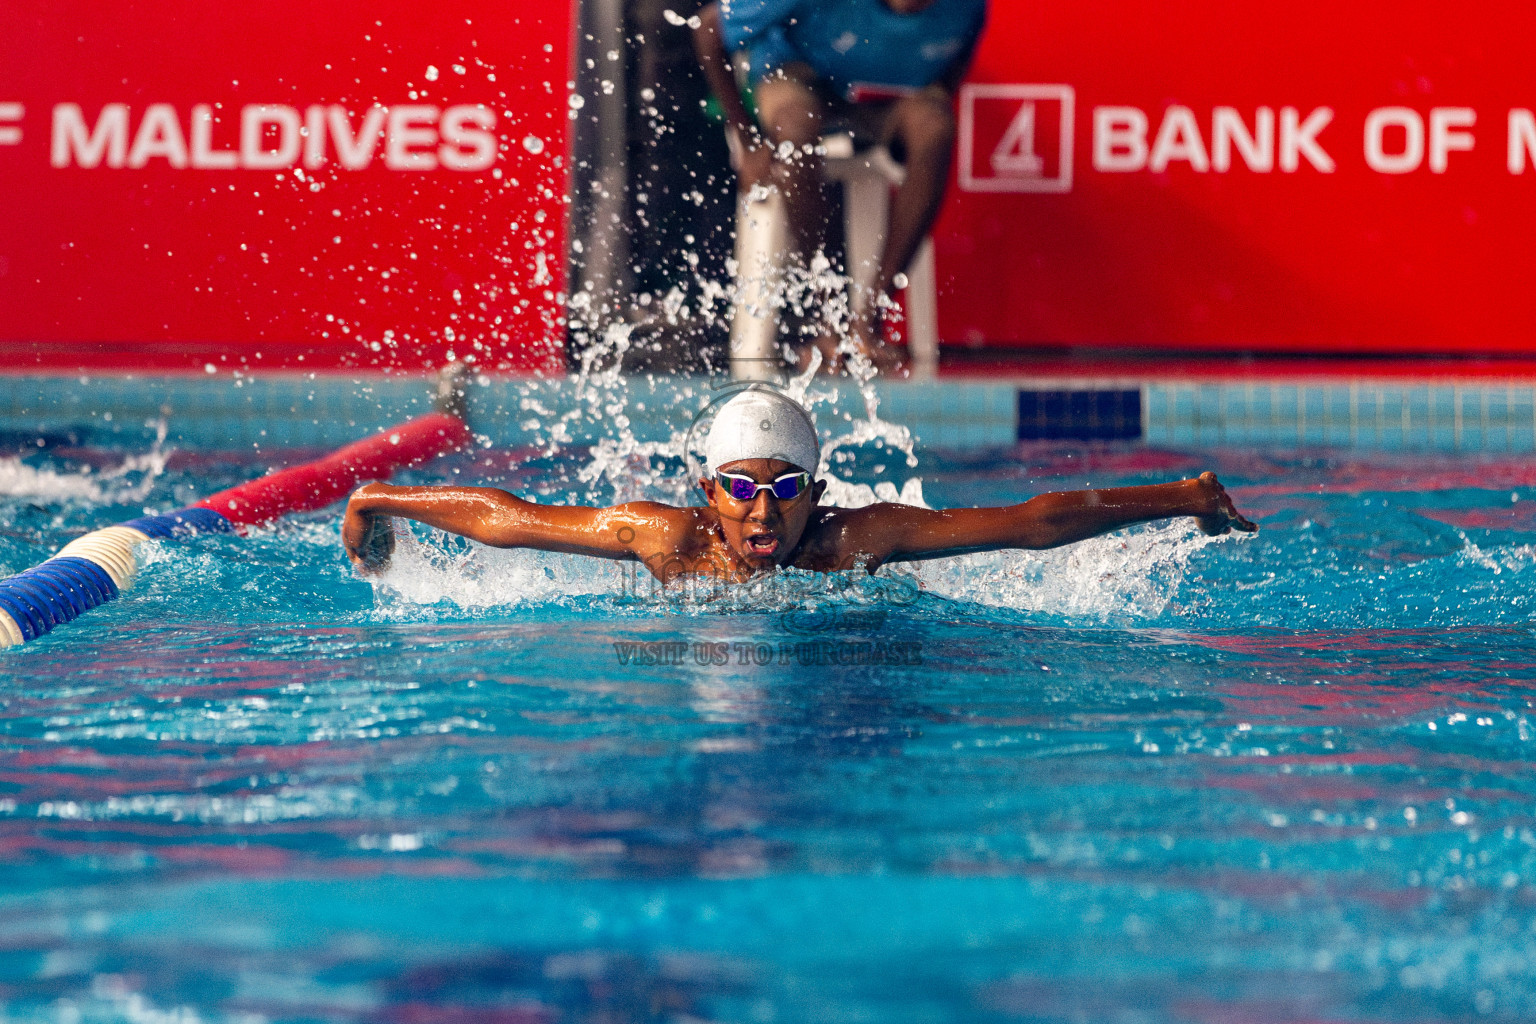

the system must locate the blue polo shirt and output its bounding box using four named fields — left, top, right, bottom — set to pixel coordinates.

left=720, top=0, right=988, bottom=95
